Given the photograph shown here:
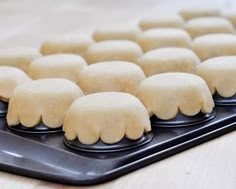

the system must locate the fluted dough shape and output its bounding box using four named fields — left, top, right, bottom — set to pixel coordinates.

left=184, top=17, right=234, bottom=38
left=7, top=79, right=83, bottom=128
left=63, top=92, right=151, bottom=144
left=179, top=7, right=220, bottom=20
left=0, top=48, right=41, bottom=72
left=192, top=34, right=236, bottom=61
left=136, top=73, right=214, bottom=120
left=93, top=27, right=141, bottom=42
left=139, top=14, right=184, bottom=30
left=28, top=54, right=87, bottom=83
left=40, top=35, right=94, bottom=58
left=86, top=40, right=143, bottom=64
left=137, top=48, right=200, bottom=76
left=138, top=28, right=191, bottom=52
left=78, top=61, right=145, bottom=95
left=0, top=66, right=31, bottom=102
left=197, top=56, right=236, bottom=97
